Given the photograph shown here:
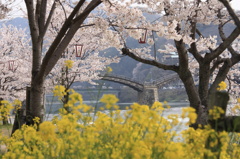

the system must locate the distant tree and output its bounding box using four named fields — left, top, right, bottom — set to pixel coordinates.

left=0, top=24, right=31, bottom=101
left=0, top=24, right=31, bottom=125
left=219, top=0, right=240, bottom=30
left=0, top=1, right=13, bottom=19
